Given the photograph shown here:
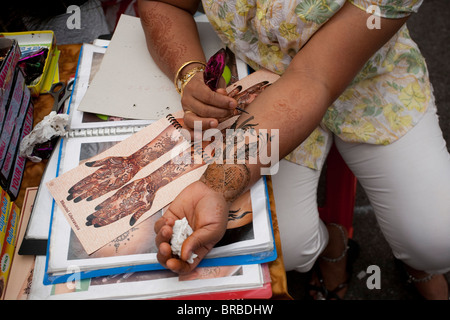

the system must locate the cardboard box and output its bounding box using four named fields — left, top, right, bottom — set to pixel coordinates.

left=7, top=100, right=34, bottom=201
left=0, top=187, right=12, bottom=254
left=0, top=31, right=57, bottom=96
left=0, top=67, right=34, bottom=200
left=0, top=39, right=21, bottom=131
left=0, top=202, right=20, bottom=299
left=0, top=68, right=26, bottom=187
left=3, top=187, right=37, bottom=300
